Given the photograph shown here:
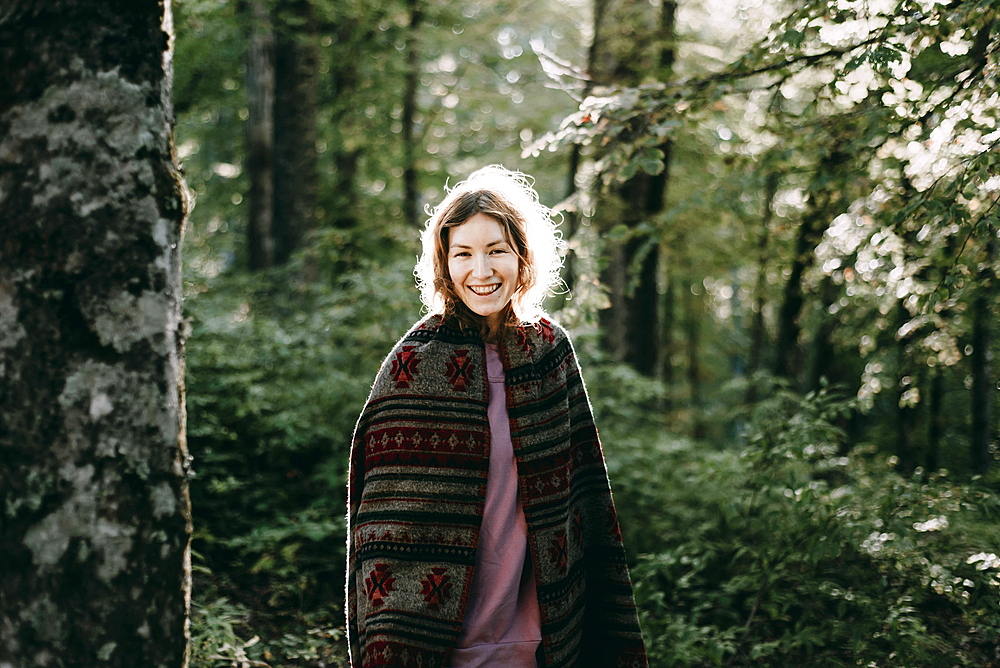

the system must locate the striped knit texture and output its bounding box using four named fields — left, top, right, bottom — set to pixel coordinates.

left=347, top=315, right=647, bottom=668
